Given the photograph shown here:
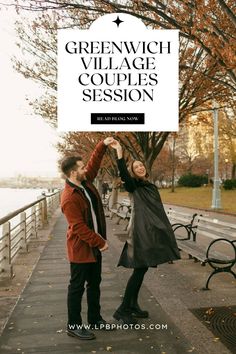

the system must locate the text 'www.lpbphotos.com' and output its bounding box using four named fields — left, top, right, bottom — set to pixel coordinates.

left=68, top=323, right=168, bottom=331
